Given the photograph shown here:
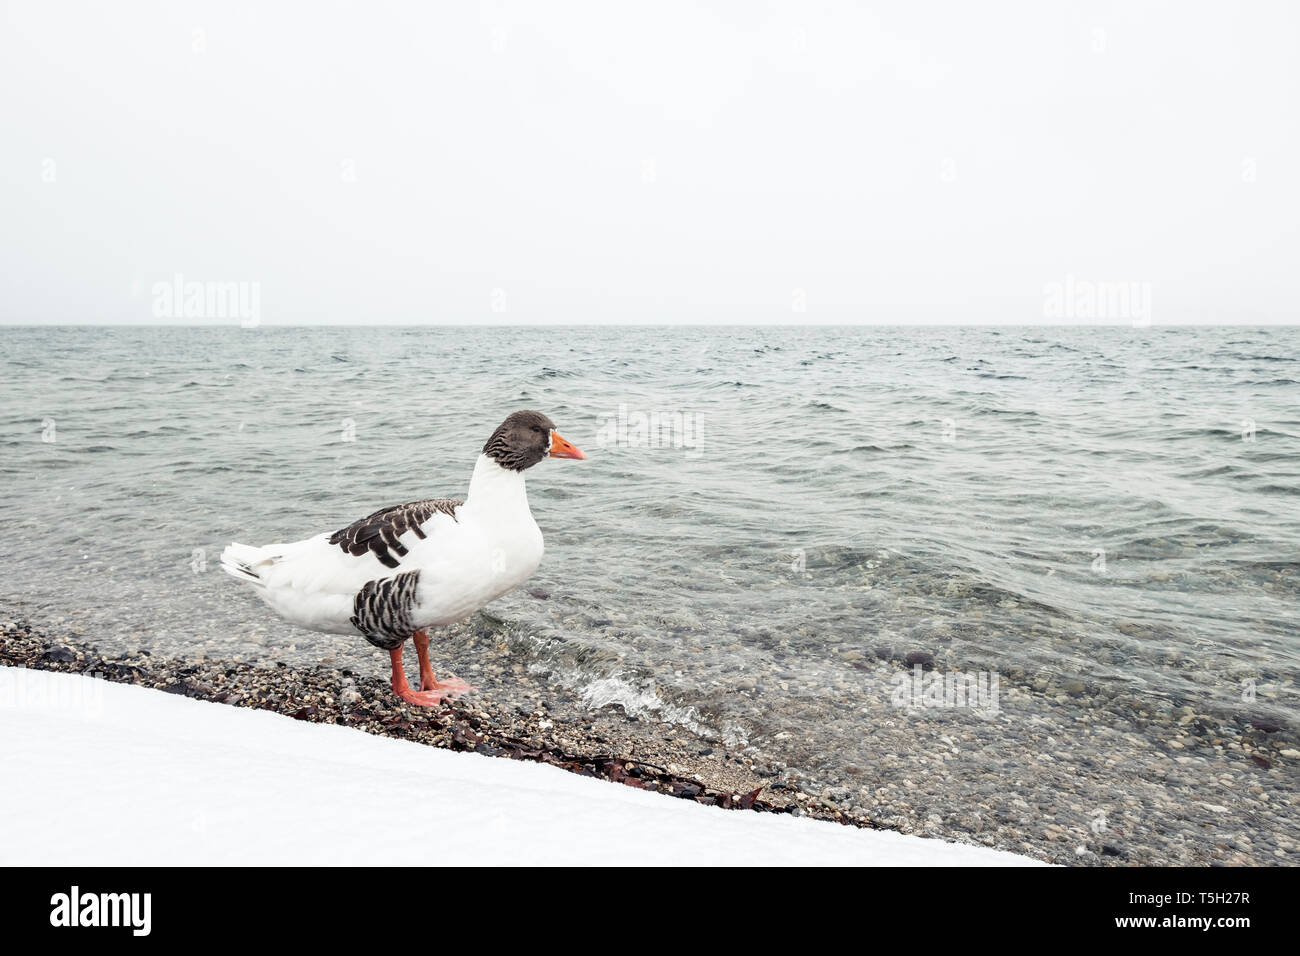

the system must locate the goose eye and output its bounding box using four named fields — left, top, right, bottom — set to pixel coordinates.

left=531, top=426, right=540, bottom=433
